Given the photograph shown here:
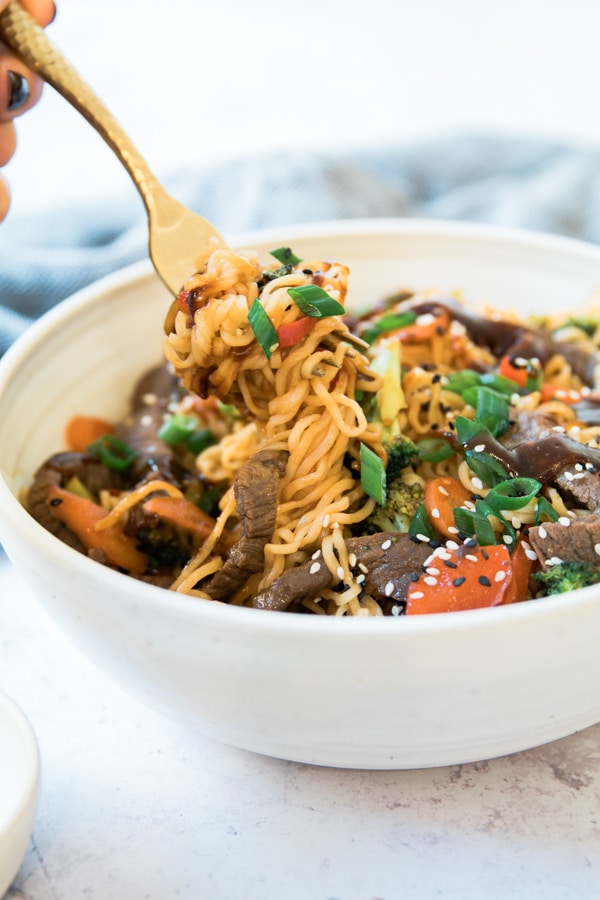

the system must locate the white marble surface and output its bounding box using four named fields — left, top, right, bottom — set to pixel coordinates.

left=1, top=549, right=600, bottom=899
